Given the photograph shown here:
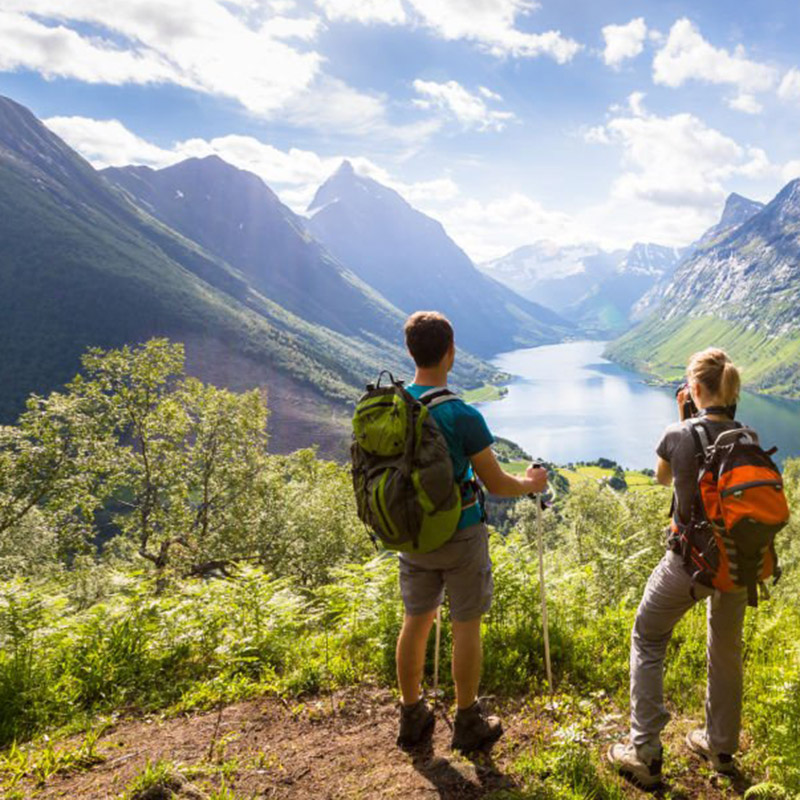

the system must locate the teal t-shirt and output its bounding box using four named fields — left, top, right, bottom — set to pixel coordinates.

left=406, top=383, right=494, bottom=530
